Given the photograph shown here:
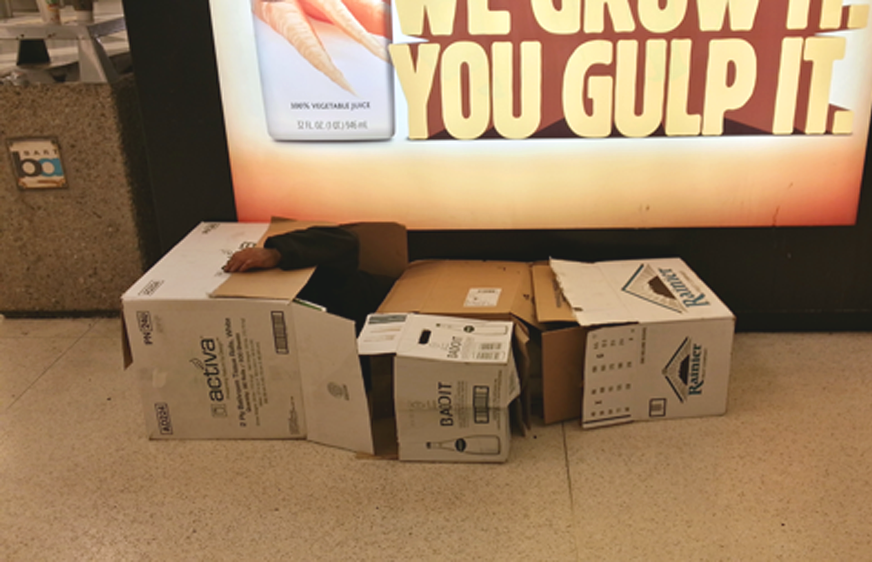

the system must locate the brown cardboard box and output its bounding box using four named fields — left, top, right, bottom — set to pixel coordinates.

left=376, top=260, right=598, bottom=426
left=377, top=260, right=540, bottom=431
left=530, top=264, right=586, bottom=424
